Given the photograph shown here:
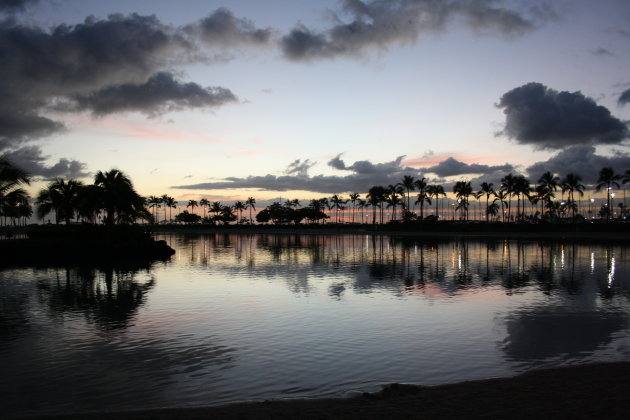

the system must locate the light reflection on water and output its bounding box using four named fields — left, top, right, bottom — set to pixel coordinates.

left=1, top=233, right=629, bottom=418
